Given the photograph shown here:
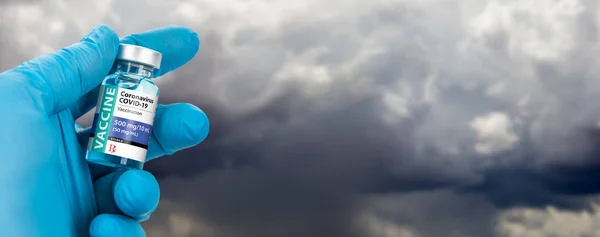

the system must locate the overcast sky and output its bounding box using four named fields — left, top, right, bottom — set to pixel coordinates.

left=3, top=0, right=600, bottom=236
